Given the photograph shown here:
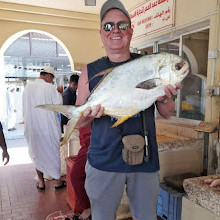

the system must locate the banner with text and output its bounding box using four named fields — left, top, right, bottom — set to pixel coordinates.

left=129, top=0, right=175, bottom=41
